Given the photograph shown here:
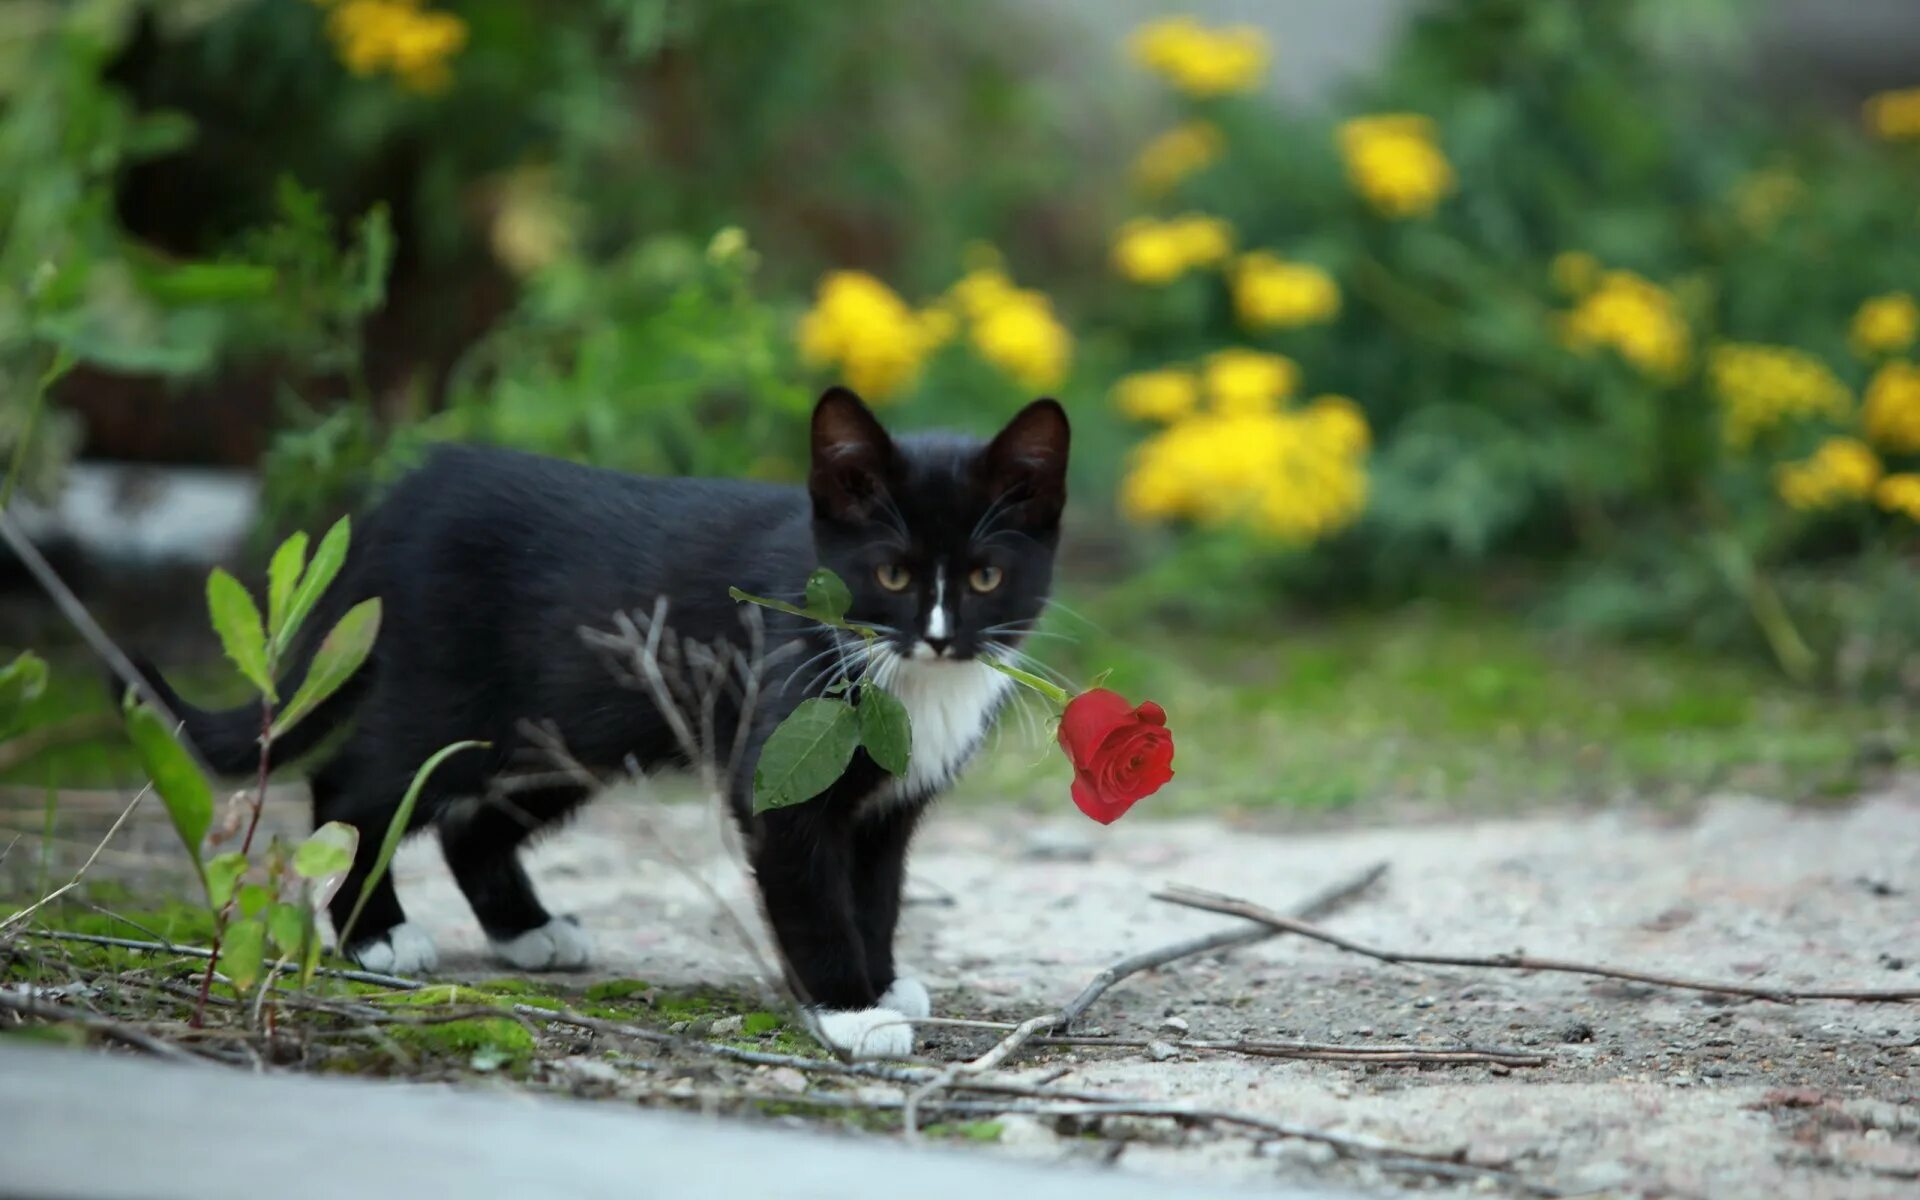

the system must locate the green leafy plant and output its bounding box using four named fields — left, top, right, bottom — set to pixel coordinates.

left=121, top=517, right=383, bottom=1019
